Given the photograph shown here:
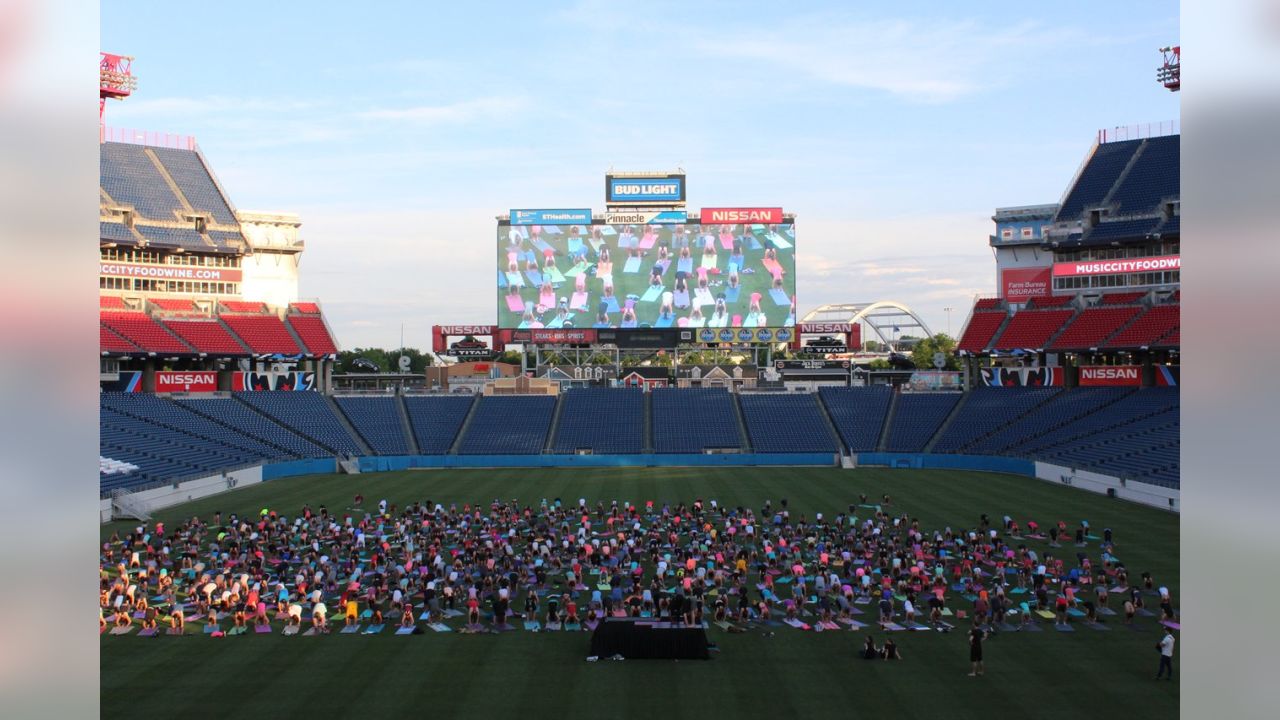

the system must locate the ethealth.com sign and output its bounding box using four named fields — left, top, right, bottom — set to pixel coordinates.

left=606, top=174, right=686, bottom=206
left=510, top=209, right=592, bottom=226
